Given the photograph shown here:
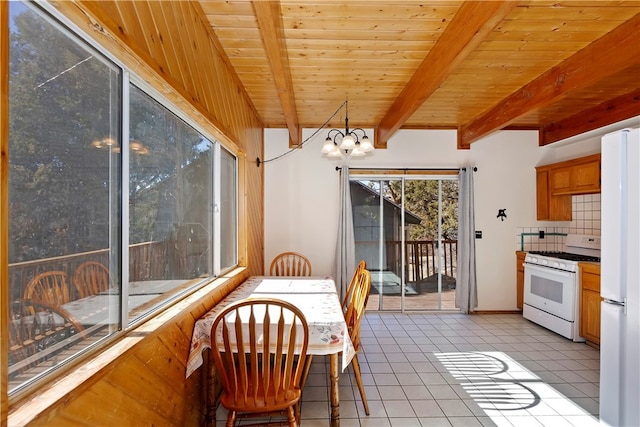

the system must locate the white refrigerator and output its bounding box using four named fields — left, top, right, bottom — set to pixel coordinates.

left=600, top=128, right=640, bottom=427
